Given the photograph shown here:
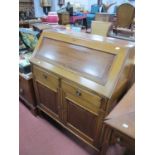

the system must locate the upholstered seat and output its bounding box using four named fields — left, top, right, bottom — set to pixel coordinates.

left=91, top=21, right=112, bottom=37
